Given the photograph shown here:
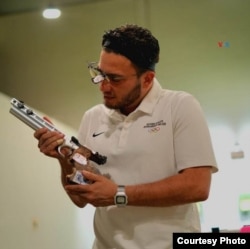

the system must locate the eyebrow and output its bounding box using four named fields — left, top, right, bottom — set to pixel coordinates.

left=97, top=67, right=124, bottom=78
